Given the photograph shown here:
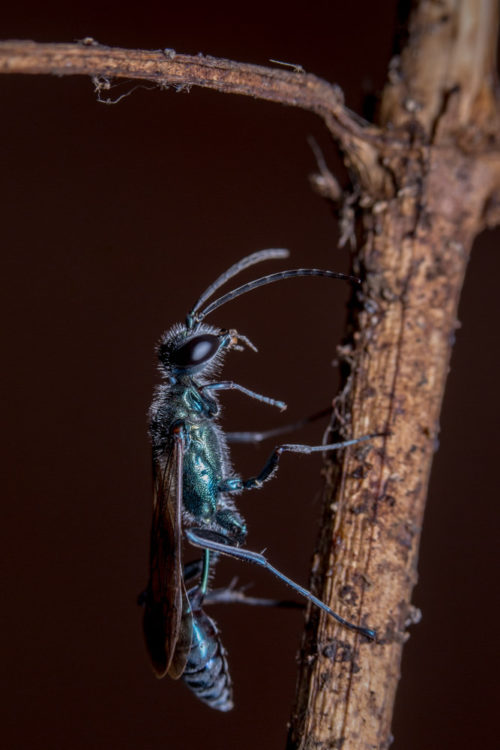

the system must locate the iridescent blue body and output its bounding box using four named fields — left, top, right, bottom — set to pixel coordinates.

left=182, top=588, right=233, bottom=712
left=141, top=250, right=377, bottom=711
left=145, top=323, right=253, bottom=707
left=149, top=337, right=247, bottom=544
